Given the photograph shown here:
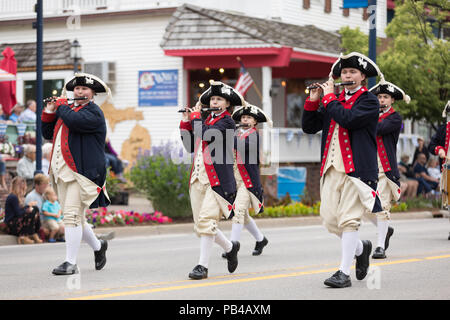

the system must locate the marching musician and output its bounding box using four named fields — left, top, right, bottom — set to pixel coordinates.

left=302, top=52, right=383, bottom=288
left=428, top=100, right=450, bottom=240
left=220, top=104, right=270, bottom=257
left=42, top=73, right=110, bottom=275
left=368, top=81, right=411, bottom=258
left=179, top=81, right=243, bottom=280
